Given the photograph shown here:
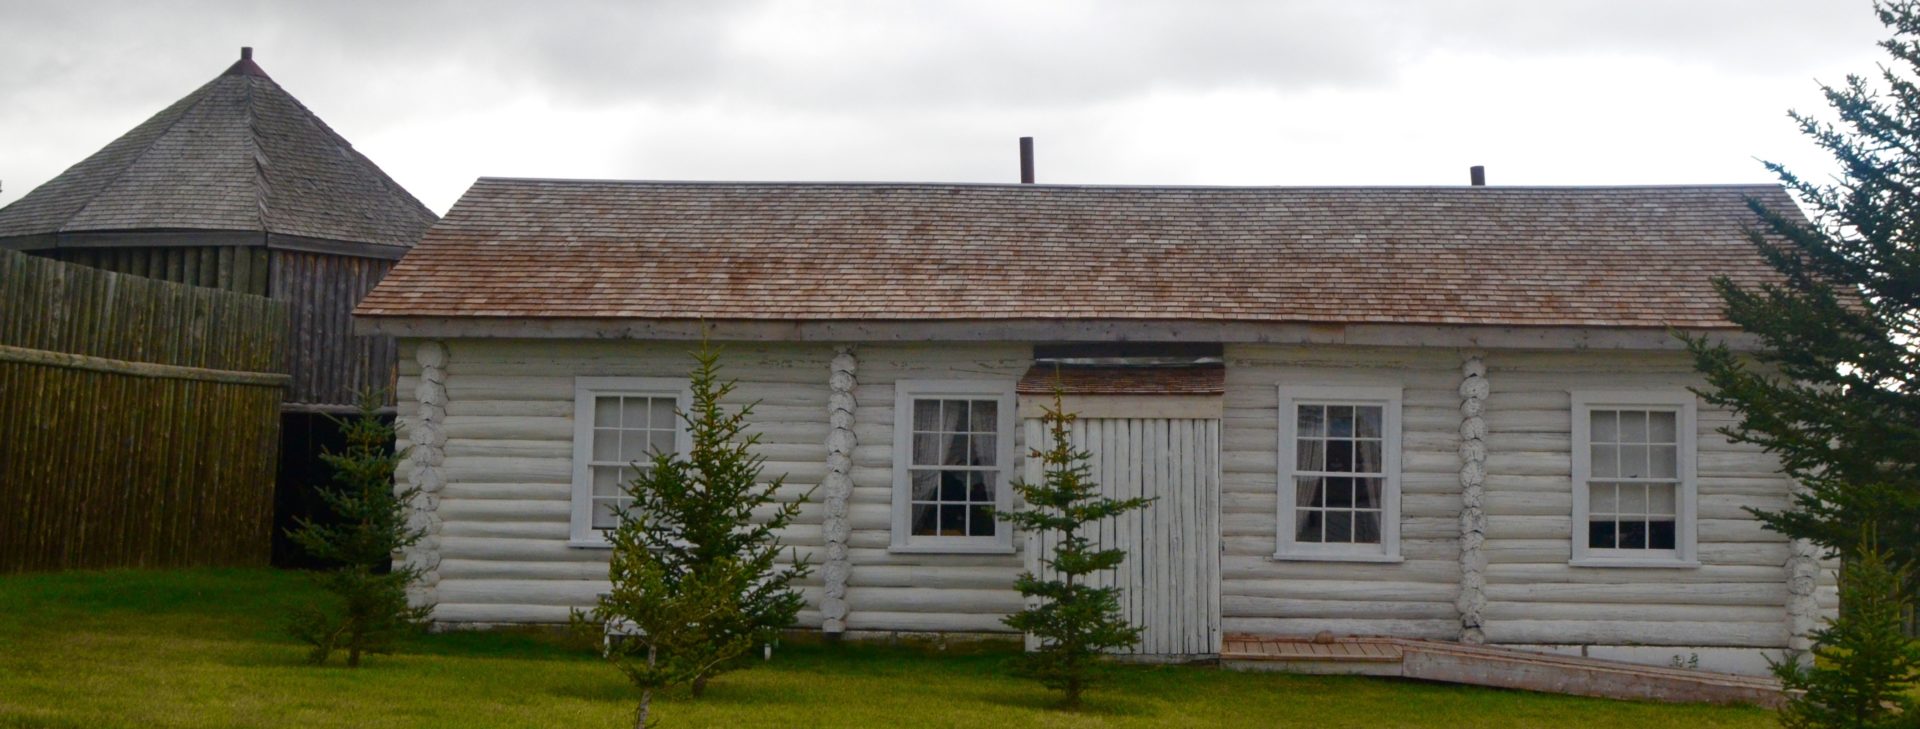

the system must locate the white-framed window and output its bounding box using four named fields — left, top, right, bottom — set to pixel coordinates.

left=1571, top=390, right=1699, bottom=567
left=569, top=377, right=692, bottom=546
left=1276, top=385, right=1403, bottom=562
left=890, top=380, right=1017, bottom=553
